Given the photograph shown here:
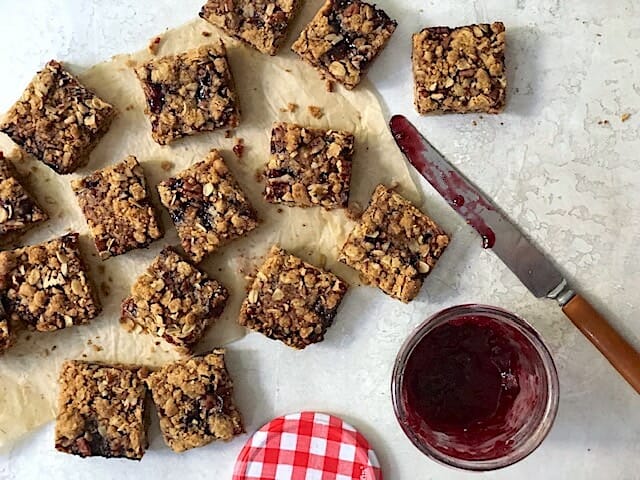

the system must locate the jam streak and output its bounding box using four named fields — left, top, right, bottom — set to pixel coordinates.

left=390, top=115, right=496, bottom=248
